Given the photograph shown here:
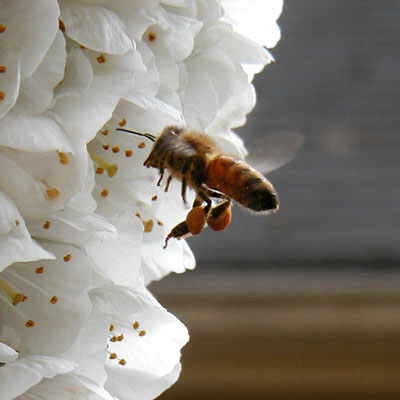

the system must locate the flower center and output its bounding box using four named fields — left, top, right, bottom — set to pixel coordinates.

left=89, top=151, right=118, bottom=177
left=0, top=278, right=27, bottom=306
